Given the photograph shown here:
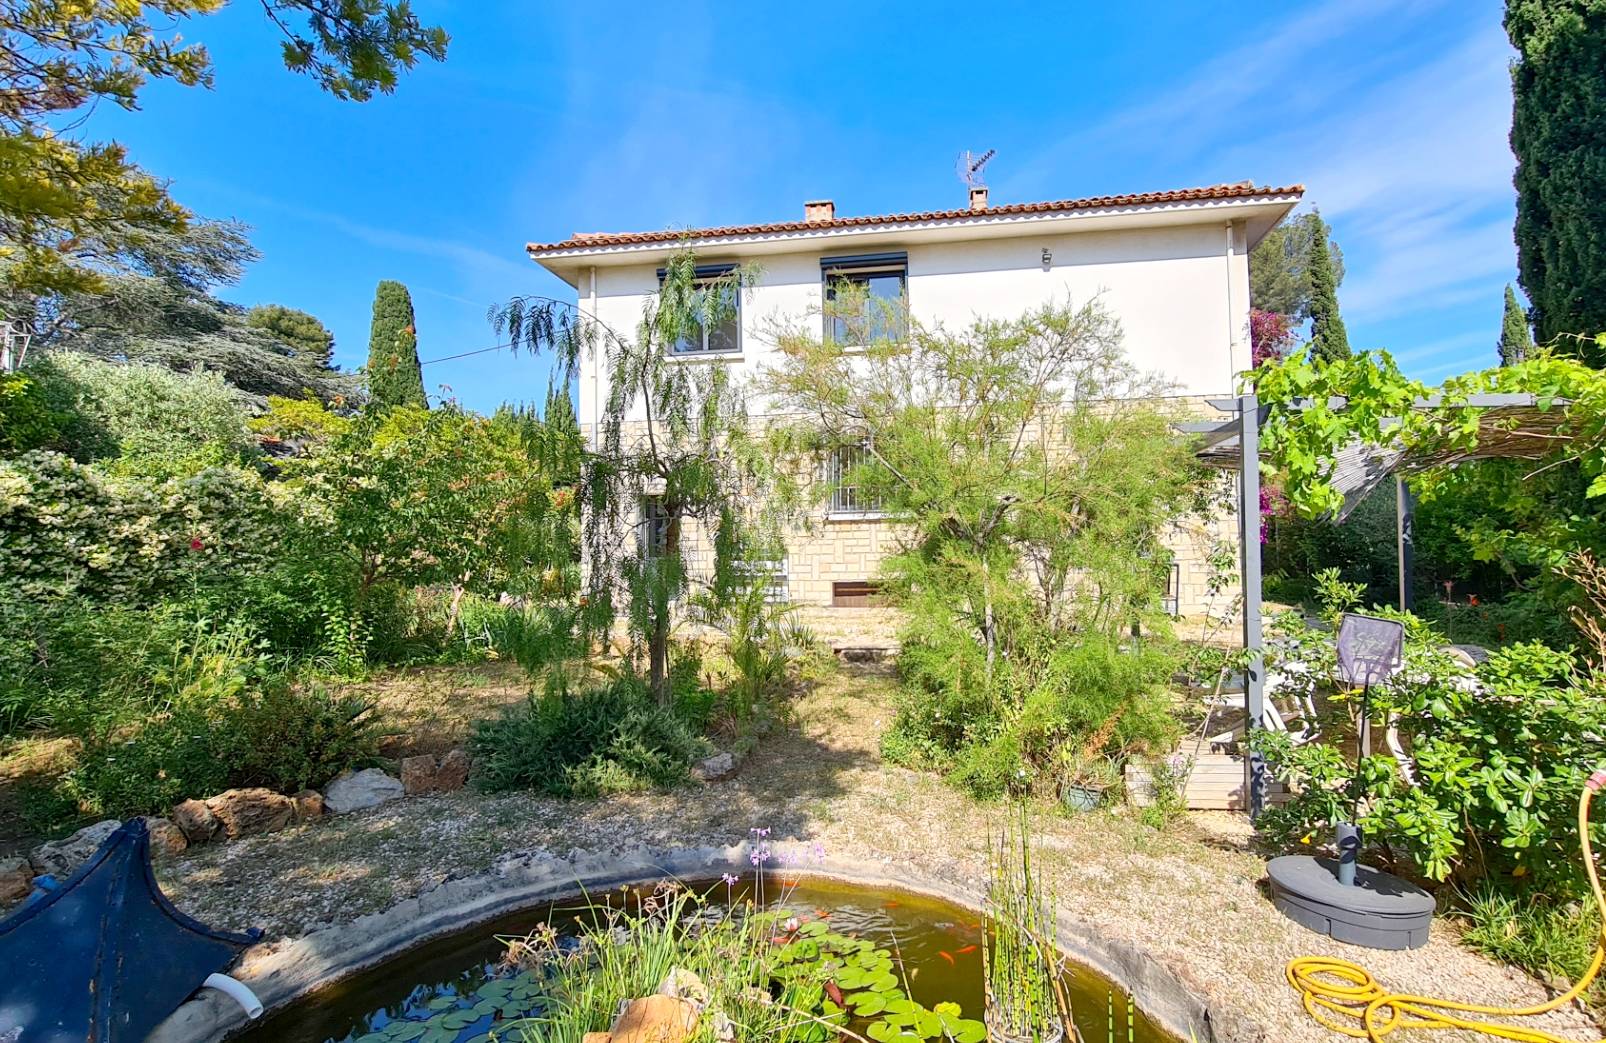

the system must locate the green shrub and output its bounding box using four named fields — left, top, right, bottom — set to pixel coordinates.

left=227, top=682, right=380, bottom=793
left=68, top=703, right=230, bottom=816
left=65, top=673, right=379, bottom=817
left=1255, top=597, right=1606, bottom=894
left=0, top=452, right=290, bottom=605
left=470, top=677, right=707, bottom=797
left=887, top=630, right=1180, bottom=800
left=39, top=352, right=257, bottom=477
